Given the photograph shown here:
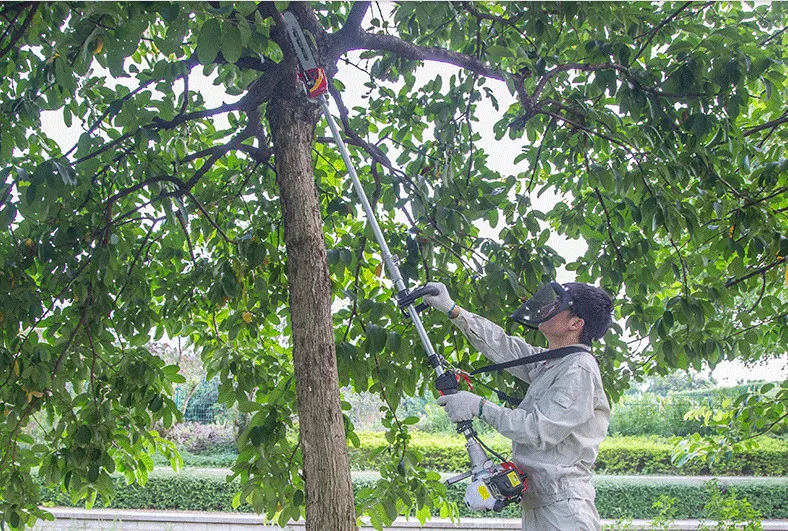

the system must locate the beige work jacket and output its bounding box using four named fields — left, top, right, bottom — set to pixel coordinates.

left=451, top=310, right=610, bottom=509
